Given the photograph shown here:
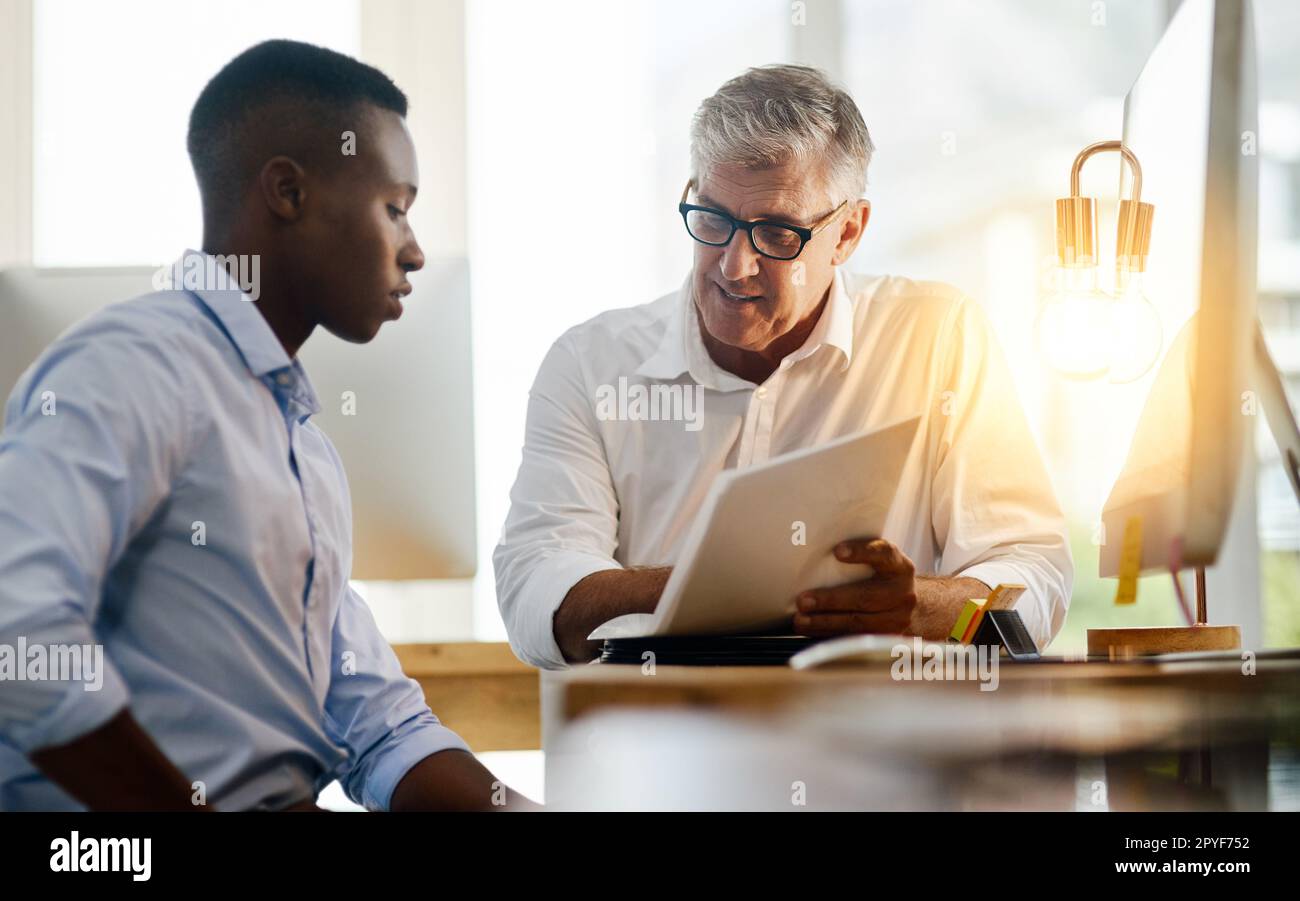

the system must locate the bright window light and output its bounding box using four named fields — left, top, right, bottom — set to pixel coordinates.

left=33, top=0, right=360, bottom=267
